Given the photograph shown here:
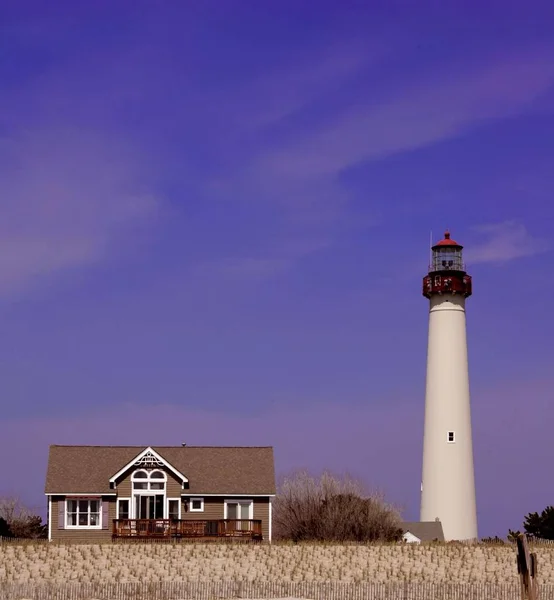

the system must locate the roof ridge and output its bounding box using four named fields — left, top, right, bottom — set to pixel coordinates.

left=50, top=445, right=274, bottom=448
